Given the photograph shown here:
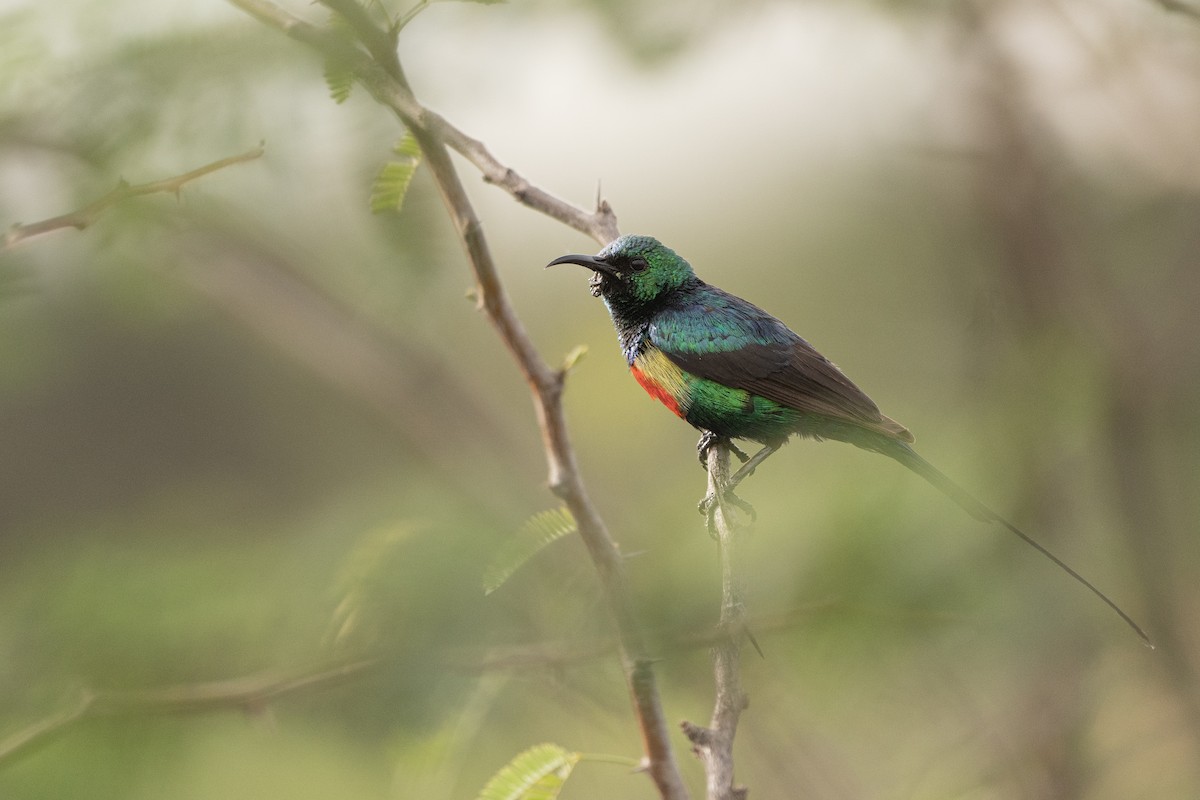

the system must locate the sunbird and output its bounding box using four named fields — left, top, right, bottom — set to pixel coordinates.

left=548, top=234, right=1150, bottom=645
